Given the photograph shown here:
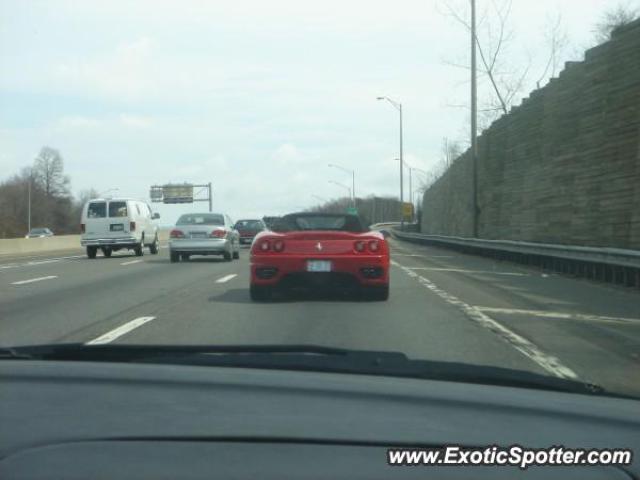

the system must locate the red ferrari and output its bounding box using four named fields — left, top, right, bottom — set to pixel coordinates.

left=250, top=213, right=389, bottom=301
